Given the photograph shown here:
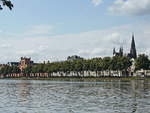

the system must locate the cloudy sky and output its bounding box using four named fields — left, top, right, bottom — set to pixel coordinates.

left=0, top=0, right=150, bottom=63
